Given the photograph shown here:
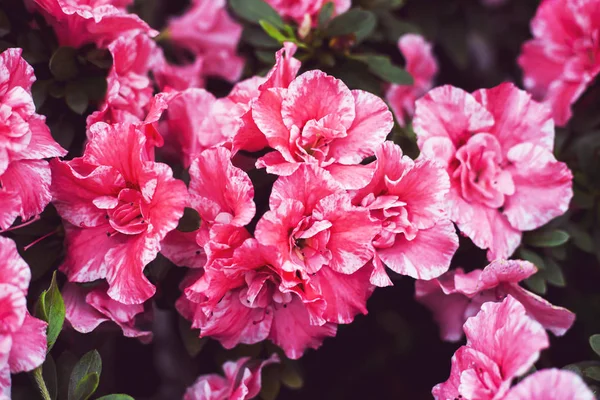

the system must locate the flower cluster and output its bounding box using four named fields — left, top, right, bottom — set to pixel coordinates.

left=1, top=0, right=597, bottom=397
